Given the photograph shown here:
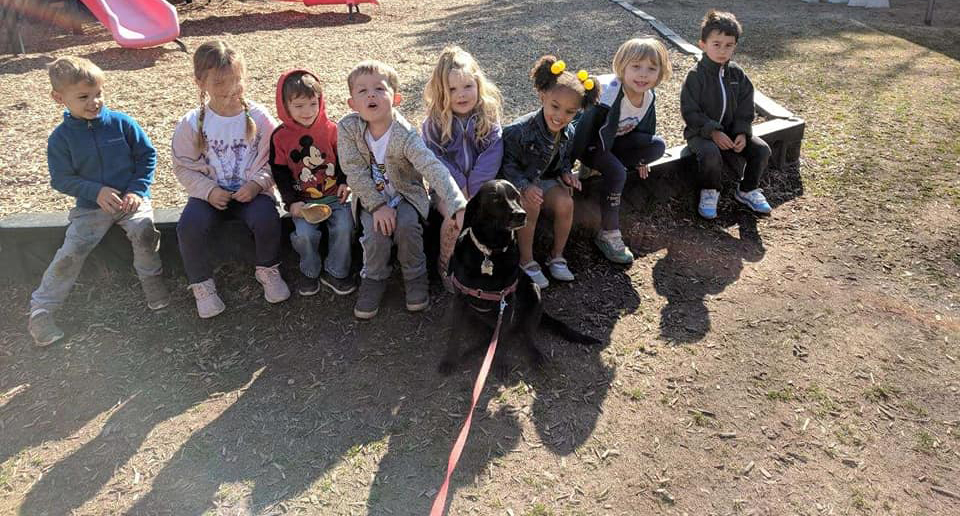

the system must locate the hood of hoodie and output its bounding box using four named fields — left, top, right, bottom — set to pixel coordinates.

left=275, top=69, right=334, bottom=131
